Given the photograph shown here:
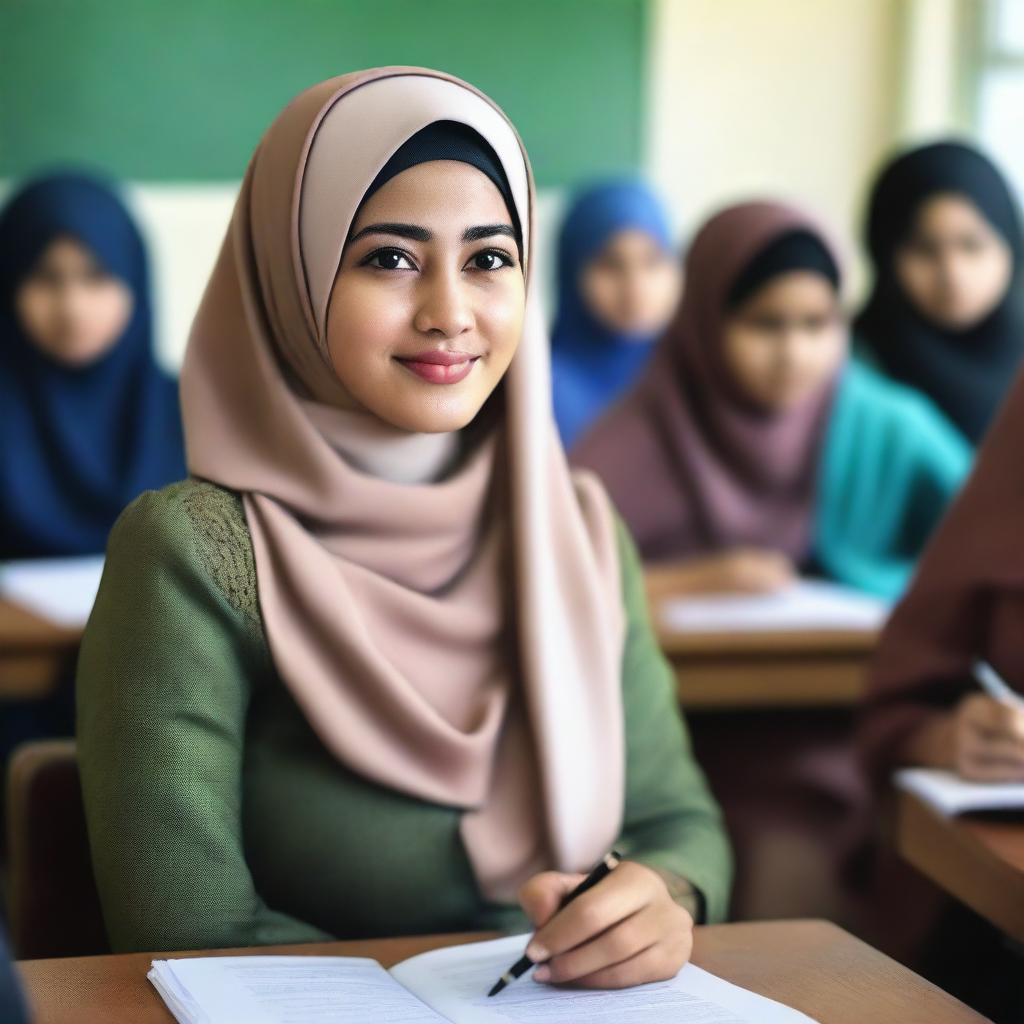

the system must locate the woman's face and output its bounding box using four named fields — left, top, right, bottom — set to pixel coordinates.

left=326, top=160, right=525, bottom=433
left=722, top=271, right=845, bottom=412
left=894, top=193, right=1013, bottom=331
left=578, top=228, right=681, bottom=337
left=15, top=236, right=134, bottom=367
